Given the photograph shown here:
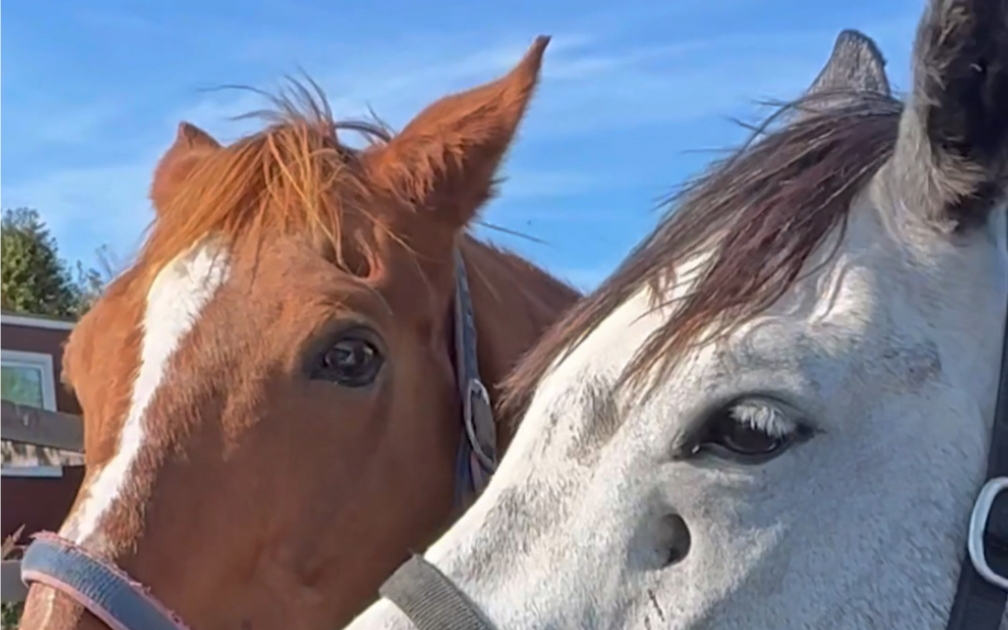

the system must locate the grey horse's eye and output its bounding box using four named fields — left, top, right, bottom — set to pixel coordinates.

left=710, top=414, right=785, bottom=455
left=692, top=397, right=809, bottom=464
